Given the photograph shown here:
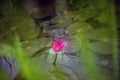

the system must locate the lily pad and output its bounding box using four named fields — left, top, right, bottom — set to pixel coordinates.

left=87, top=27, right=113, bottom=41
left=55, top=0, right=67, bottom=12
left=67, top=22, right=93, bottom=35
left=0, top=43, right=15, bottom=56
left=0, top=19, right=10, bottom=39
left=50, top=16, right=71, bottom=27
left=90, top=41, right=113, bottom=55
left=96, top=9, right=110, bottom=23
left=68, top=7, right=97, bottom=22
left=80, top=7, right=98, bottom=18
left=50, top=69, right=70, bottom=80
left=88, top=0, right=108, bottom=9
left=12, top=17, right=40, bottom=40
left=68, top=11, right=88, bottom=22
left=72, top=0, right=87, bottom=9
left=22, top=38, right=51, bottom=56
